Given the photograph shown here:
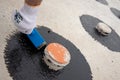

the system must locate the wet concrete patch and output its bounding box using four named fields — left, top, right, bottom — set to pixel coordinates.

left=96, top=0, right=108, bottom=5
left=110, top=7, right=120, bottom=19
left=80, top=15, right=120, bottom=52
left=4, top=26, right=92, bottom=80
